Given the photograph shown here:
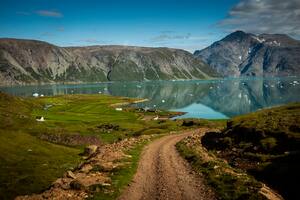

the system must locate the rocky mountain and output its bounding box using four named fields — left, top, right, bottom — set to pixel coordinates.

left=194, top=31, right=300, bottom=77
left=0, top=38, right=218, bottom=85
